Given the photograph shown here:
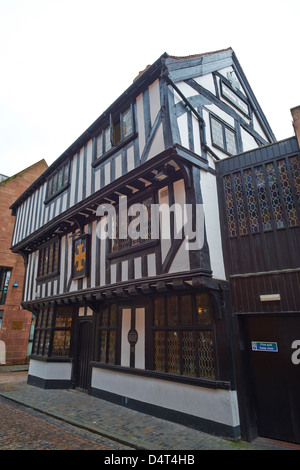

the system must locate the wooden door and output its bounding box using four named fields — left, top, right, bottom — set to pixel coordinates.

left=75, top=319, right=93, bottom=391
left=246, top=315, right=300, bottom=444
